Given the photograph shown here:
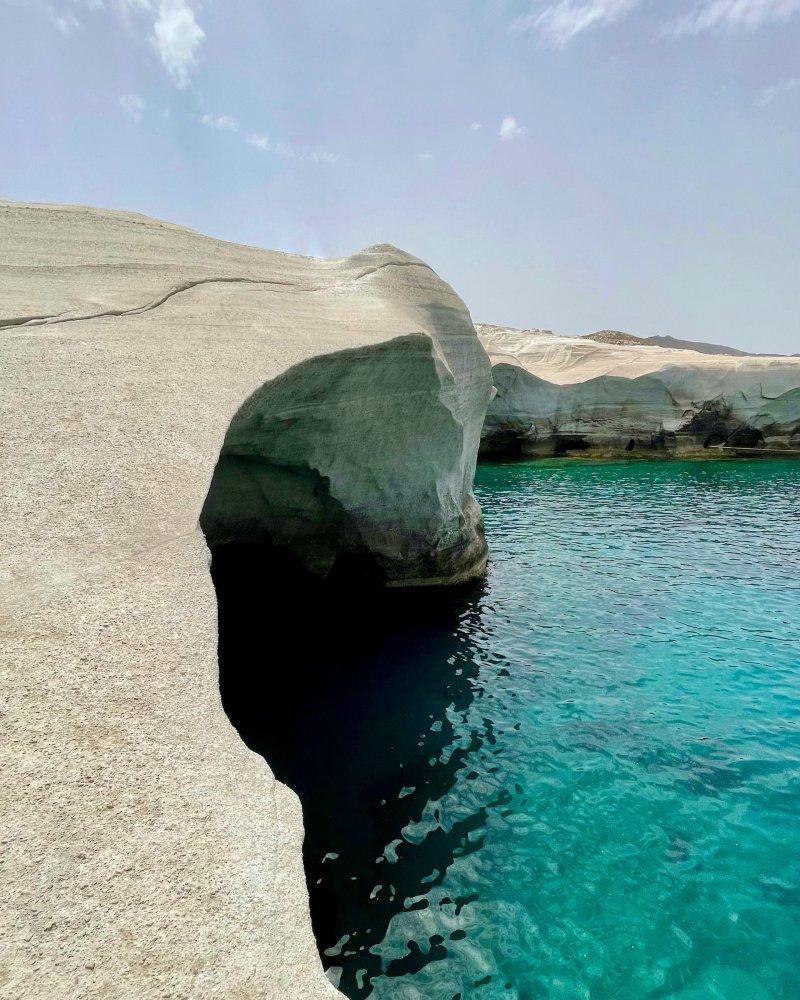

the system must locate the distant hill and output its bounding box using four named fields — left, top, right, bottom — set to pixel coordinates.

left=583, top=330, right=646, bottom=347
left=645, top=334, right=752, bottom=356
left=584, top=330, right=761, bottom=357
left=479, top=324, right=787, bottom=358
